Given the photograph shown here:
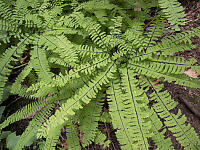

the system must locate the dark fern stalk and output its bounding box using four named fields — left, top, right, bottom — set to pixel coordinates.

left=0, top=0, right=200, bottom=150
